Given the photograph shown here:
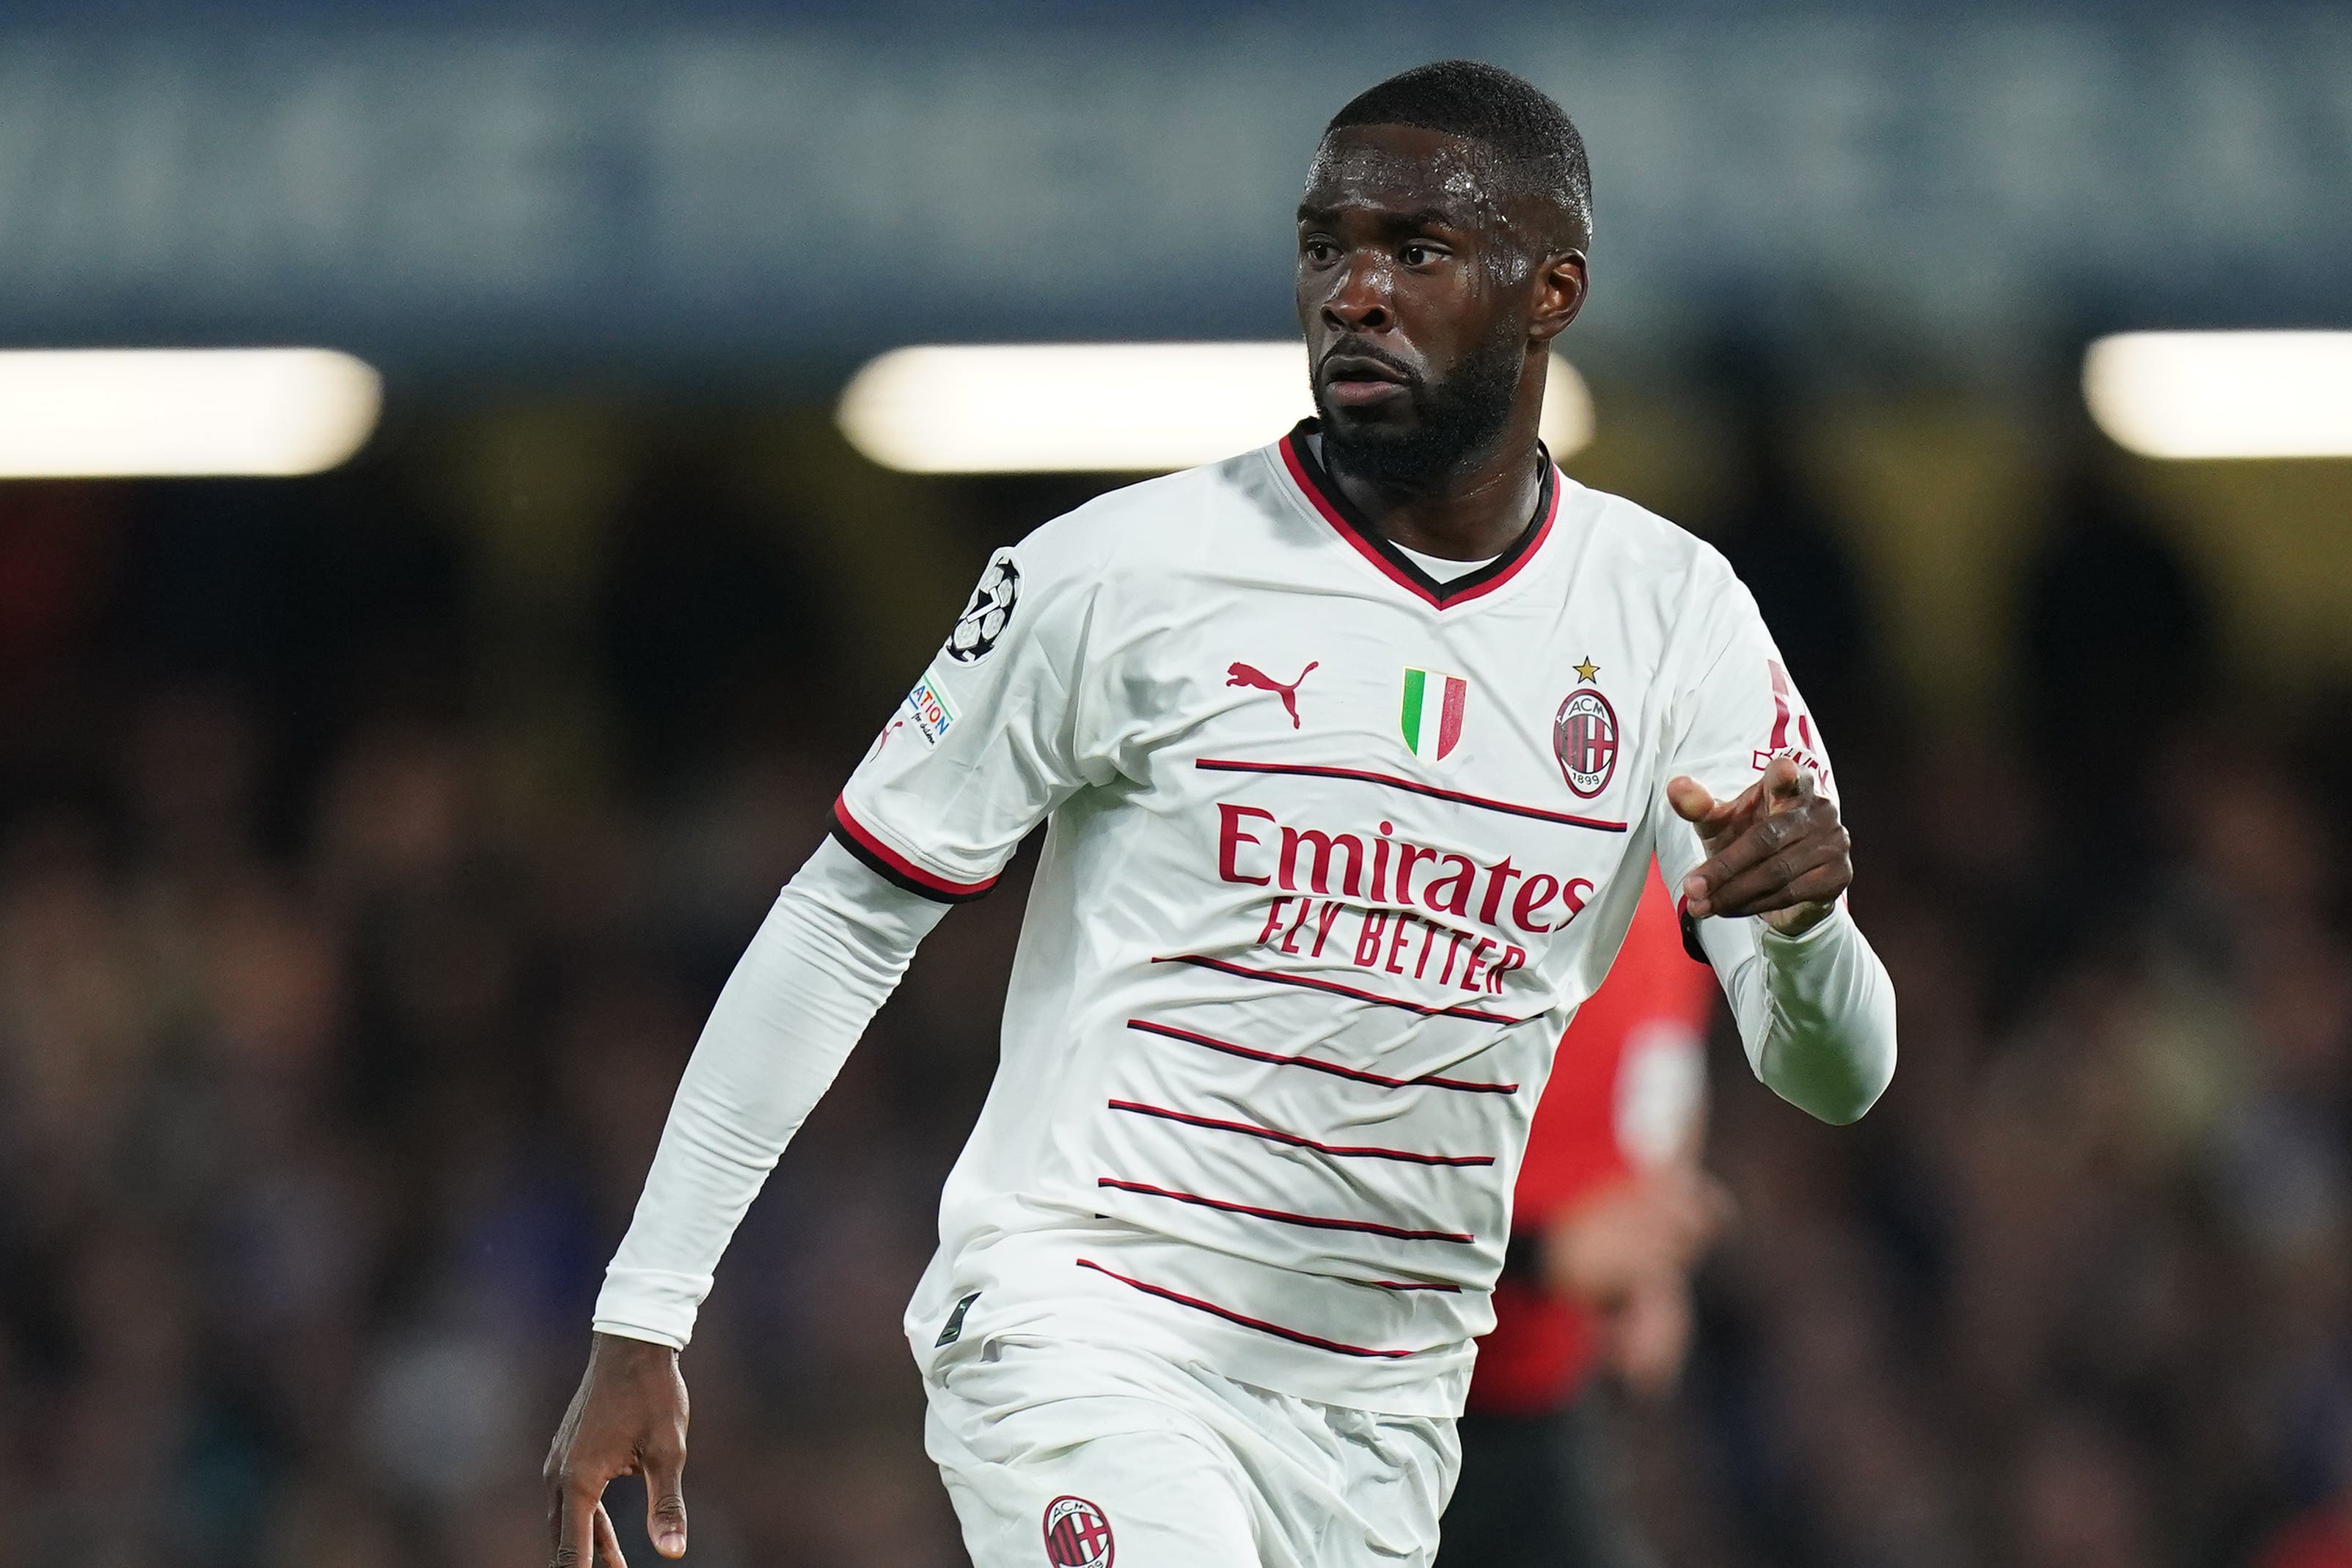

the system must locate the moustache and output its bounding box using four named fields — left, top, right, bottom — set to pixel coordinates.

left=1316, top=341, right=1424, bottom=390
